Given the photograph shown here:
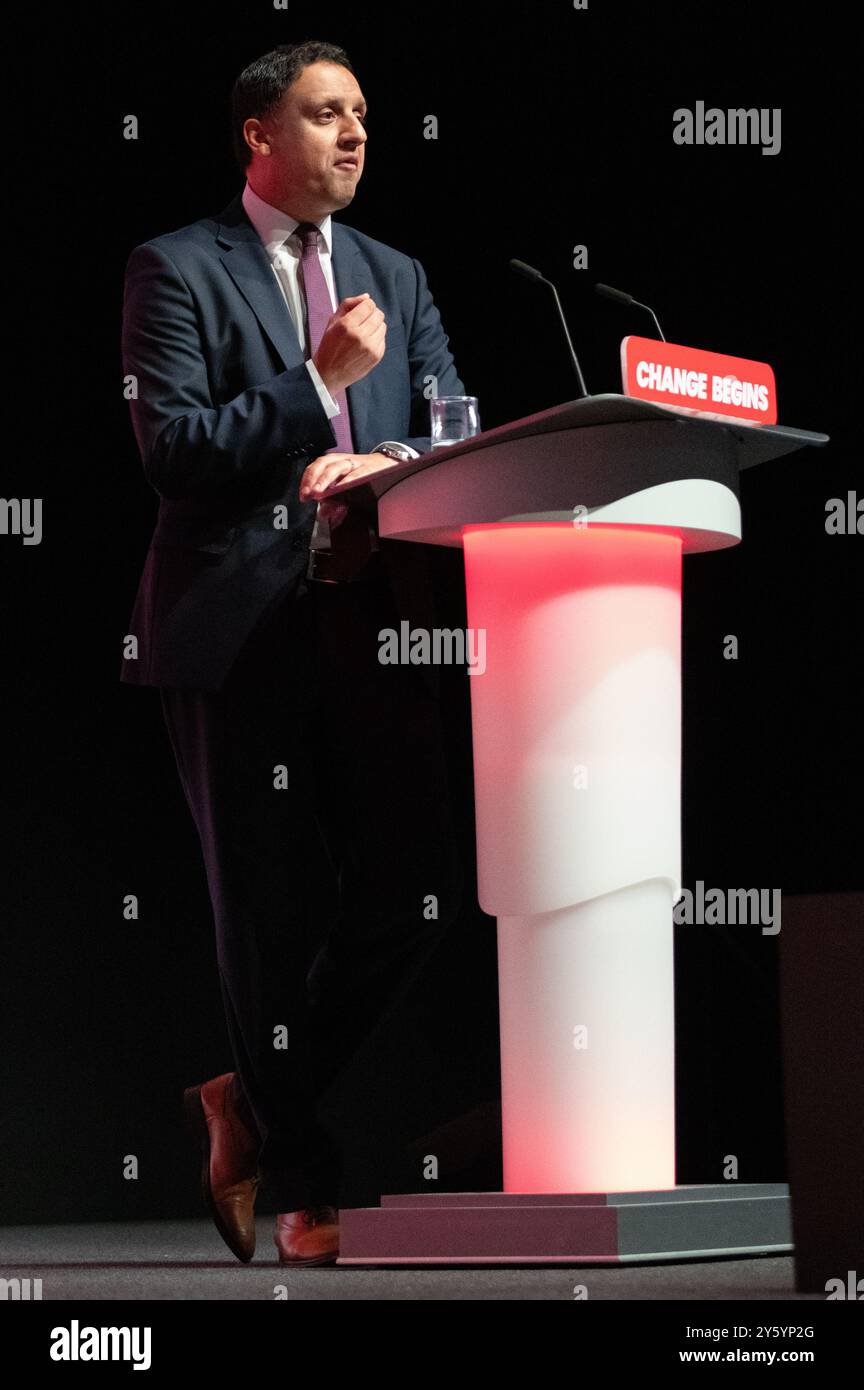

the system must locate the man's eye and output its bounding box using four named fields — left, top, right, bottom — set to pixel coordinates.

left=319, top=110, right=367, bottom=125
